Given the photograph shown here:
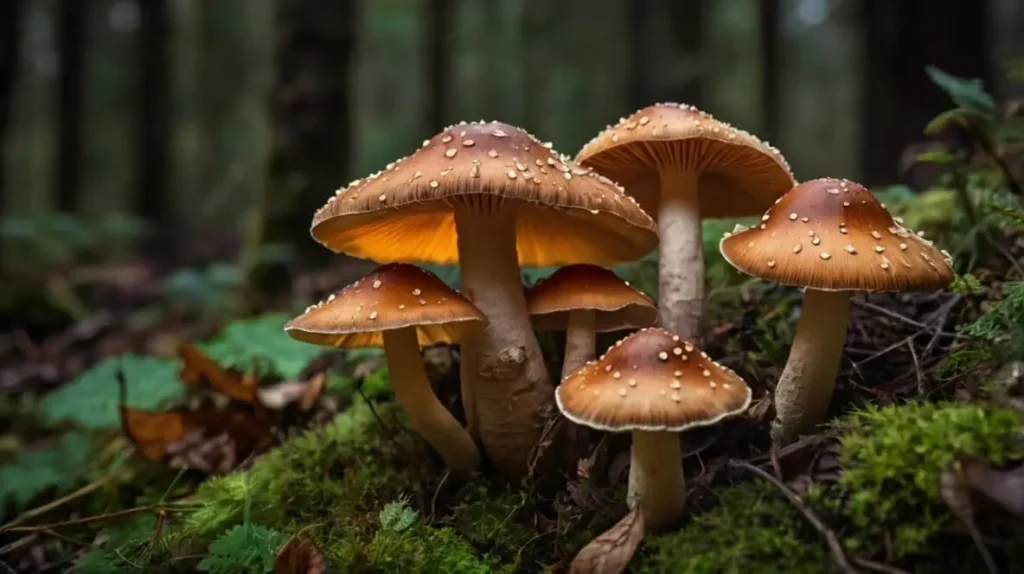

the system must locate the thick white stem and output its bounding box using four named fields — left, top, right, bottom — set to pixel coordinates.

left=561, top=310, right=596, bottom=380
left=455, top=201, right=554, bottom=478
left=657, top=170, right=703, bottom=340
left=383, top=327, right=480, bottom=471
left=626, top=431, right=686, bottom=531
left=771, top=289, right=851, bottom=445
